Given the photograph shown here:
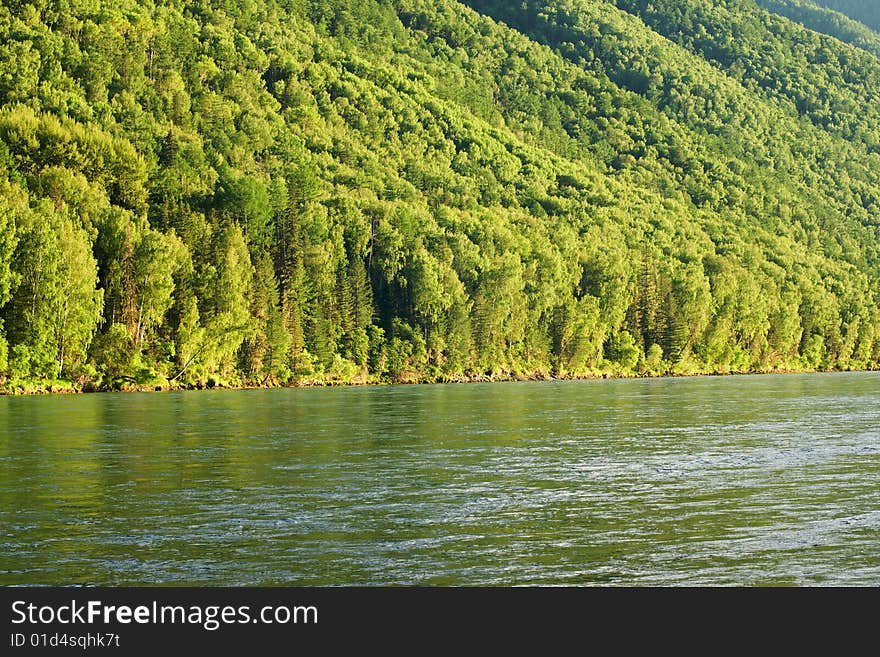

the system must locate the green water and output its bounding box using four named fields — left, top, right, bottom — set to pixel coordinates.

left=1, top=372, right=879, bottom=586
